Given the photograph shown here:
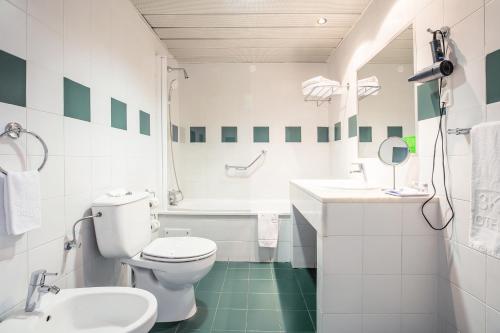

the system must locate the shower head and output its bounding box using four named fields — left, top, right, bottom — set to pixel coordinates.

left=167, top=66, right=189, bottom=79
